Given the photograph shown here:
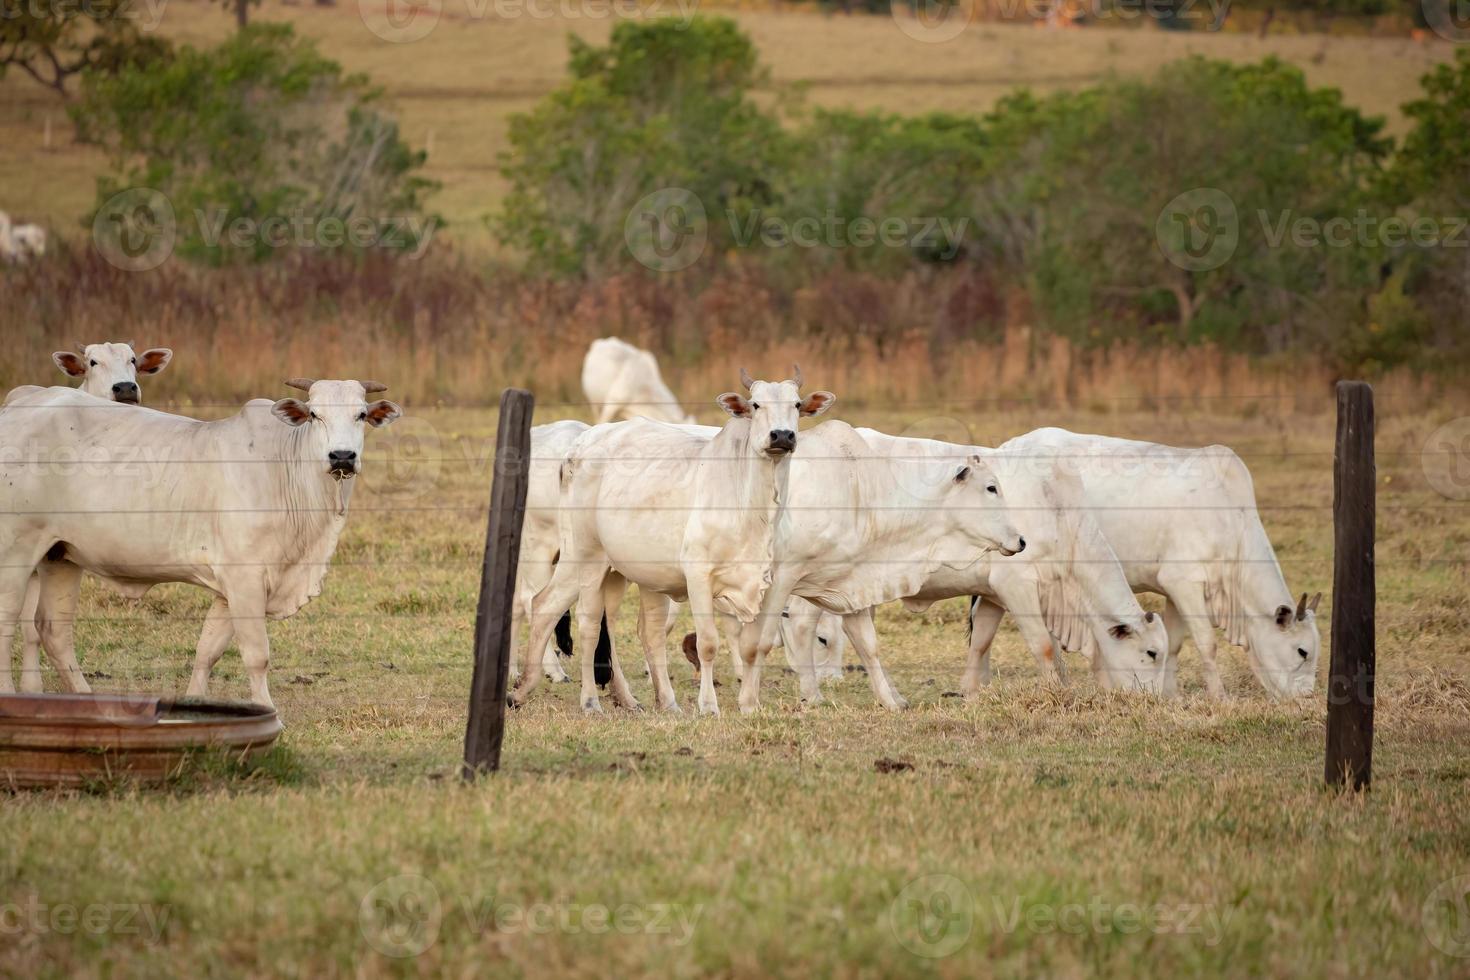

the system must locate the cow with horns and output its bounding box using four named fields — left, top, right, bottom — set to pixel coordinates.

left=0, top=378, right=401, bottom=707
